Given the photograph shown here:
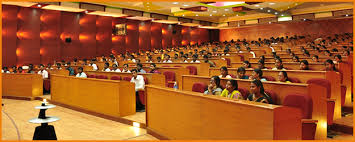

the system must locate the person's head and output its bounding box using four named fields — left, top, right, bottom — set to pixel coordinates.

left=278, top=71, right=289, bottom=82
left=292, top=56, right=300, bottom=62
left=78, top=67, right=83, bottom=73
left=137, top=63, right=143, bottom=70
left=18, top=67, right=23, bottom=72
left=56, top=63, right=61, bottom=68
left=47, top=63, right=52, bottom=68
left=334, top=54, right=342, bottom=63
left=3, top=67, right=8, bottom=71
left=343, top=50, right=350, bottom=56
left=148, top=56, right=152, bottom=60
left=74, top=58, right=78, bottom=62
left=112, top=64, right=118, bottom=70
left=300, top=60, right=309, bottom=70
left=165, top=55, right=170, bottom=60
left=12, top=66, right=17, bottom=70
left=275, top=58, right=283, bottom=69
left=247, top=47, right=251, bottom=52
left=243, top=61, right=251, bottom=68
left=210, top=76, right=221, bottom=88
left=192, top=54, right=198, bottom=61
left=136, top=59, right=141, bottom=63
left=257, top=59, right=265, bottom=69
left=312, top=55, right=319, bottom=62
left=157, top=57, right=162, bottom=62
left=250, top=79, right=265, bottom=95
left=226, top=80, right=238, bottom=92
left=174, top=54, right=179, bottom=59
left=67, top=62, right=71, bottom=67
left=203, top=55, right=209, bottom=62
left=39, top=64, right=45, bottom=70
left=104, top=62, right=109, bottom=69
left=131, top=69, right=138, bottom=78
left=237, top=67, right=246, bottom=79
left=220, top=66, right=228, bottom=77
left=325, top=59, right=336, bottom=71
left=123, top=64, right=129, bottom=69
left=182, top=55, right=188, bottom=61
left=251, top=68, right=263, bottom=80
left=324, top=50, right=331, bottom=56
left=259, top=55, right=265, bottom=61
left=150, top=63, right=157, bottom=70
